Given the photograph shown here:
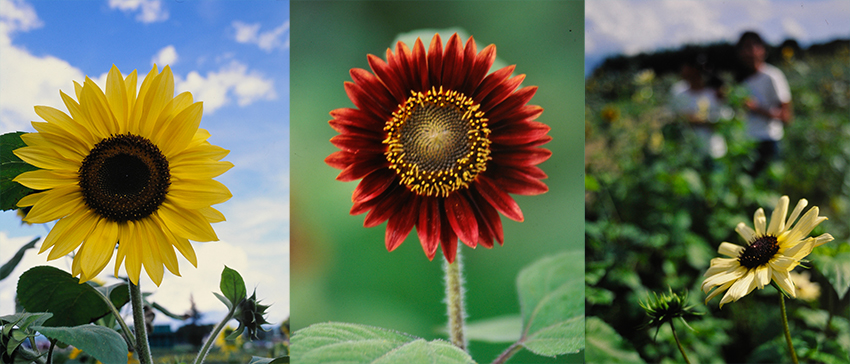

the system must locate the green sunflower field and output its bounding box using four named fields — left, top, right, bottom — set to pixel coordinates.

left=585, top=41, right=850, bottom=363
